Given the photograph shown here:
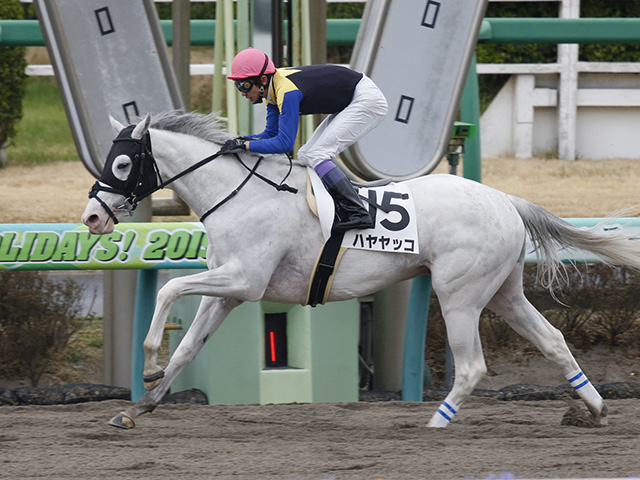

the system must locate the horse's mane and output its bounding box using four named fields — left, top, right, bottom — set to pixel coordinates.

left=148, top=110, right=297, bottom=168
left=149, top=110, right=233, bottom=144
